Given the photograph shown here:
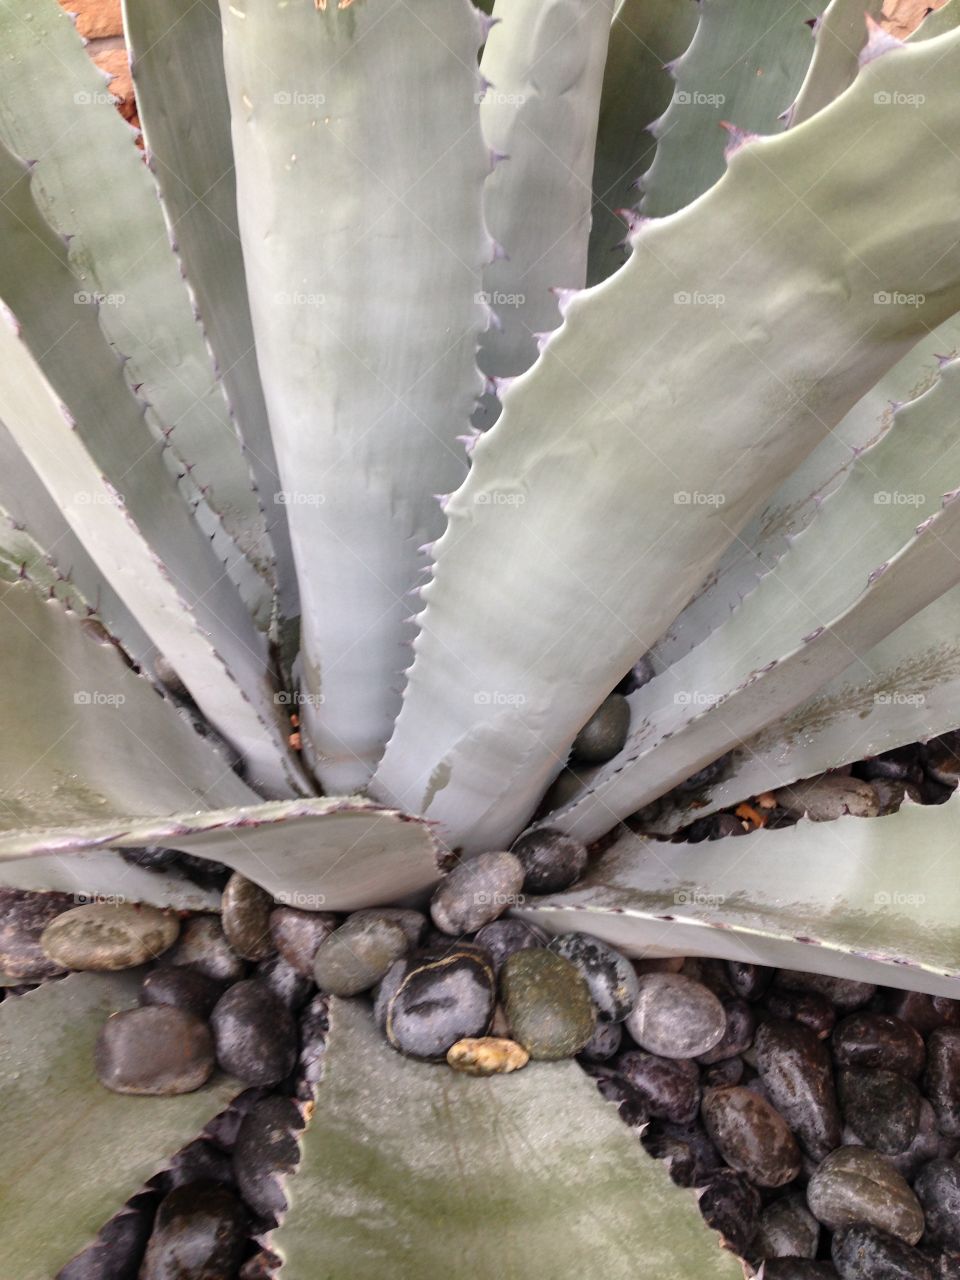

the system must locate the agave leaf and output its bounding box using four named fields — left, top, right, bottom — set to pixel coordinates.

left=587, top=0, right=700, bottom=284
left=516, top=808, right=960, bottom=998
left=476, top=0, right=614, bottom=404
left=649, top=585, right=960, bottom=834
left=640, top=0, right=822, bottom=217
left=122, top=0, right=297, bottom=620
left=373, top=30, right=960, bottom=853
left=787, top=0, right=885, bottom=126
left=219, top=0, right=488, bottom=793
left=0, top=853, right=220, bottom=910
left=0, top=0, right=276, bottom=625
left=0, top=973, right=241, bottom=1280
left=273, top=996, right=742, bottom=1280
left=909, top=0, right=960, bottom=40
left=544, top=357, right=960, bottom=842
left=0, top=145, right=303, bottom=798
left=650, top=313, right=960, bottom=671
left=0, top=799, right=445, bottom=912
